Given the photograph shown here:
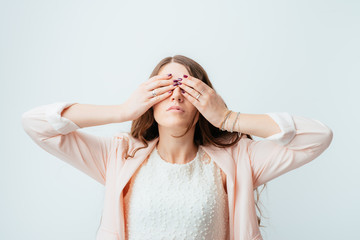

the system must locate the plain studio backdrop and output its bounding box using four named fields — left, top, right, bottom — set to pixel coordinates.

left=0, top=0, right=358, bottom=239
